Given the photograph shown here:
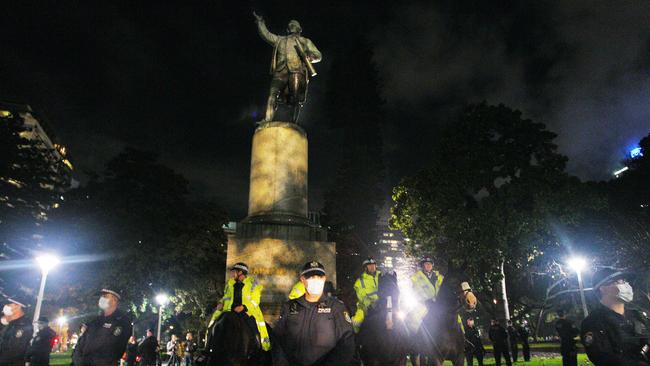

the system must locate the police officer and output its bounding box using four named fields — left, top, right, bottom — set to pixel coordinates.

left=581, top=268, right=650, bottom=366
left=506, top=320, right=519, bottom=363
left=555, top=309, right=579, bottom=366
left=25, top=316, right=56, bottom=366
left=77, top=288, right=132, bottom=366
left=488, top=319, right=512, bottom=366
left=0, top=295, right=33, bottom=366
left=351, top=258, right=380, bottom=332
left=517, top=320, right=531, bottom=362
left=464, top=317, right=485, bottom=366
left=208, top=262, right=271, bottom=351
left=273, top=261, right=355, bottom=365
